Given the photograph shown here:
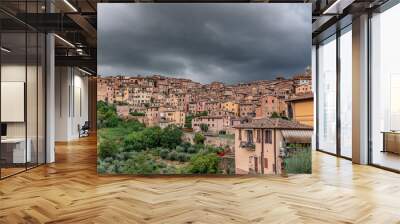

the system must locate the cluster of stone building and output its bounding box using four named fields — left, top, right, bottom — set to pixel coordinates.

left=98, top=69, right=312, bottom=134
left=98, top=70, right=313, bottom=175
